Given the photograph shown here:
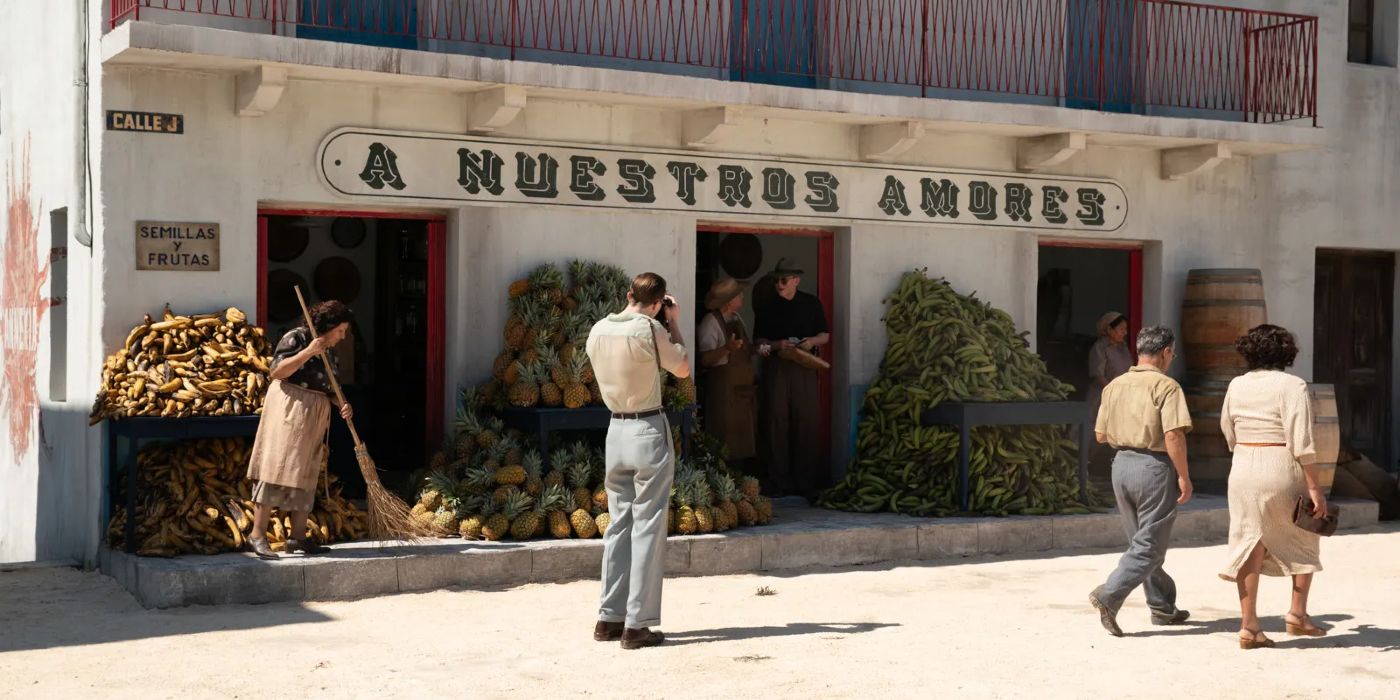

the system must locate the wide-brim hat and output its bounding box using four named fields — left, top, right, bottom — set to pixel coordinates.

left=772, top=258, right=805, bottom=276
left=705, top=278, right=748, bottom=310
left=1096, top=311, right=1127, bottom=336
